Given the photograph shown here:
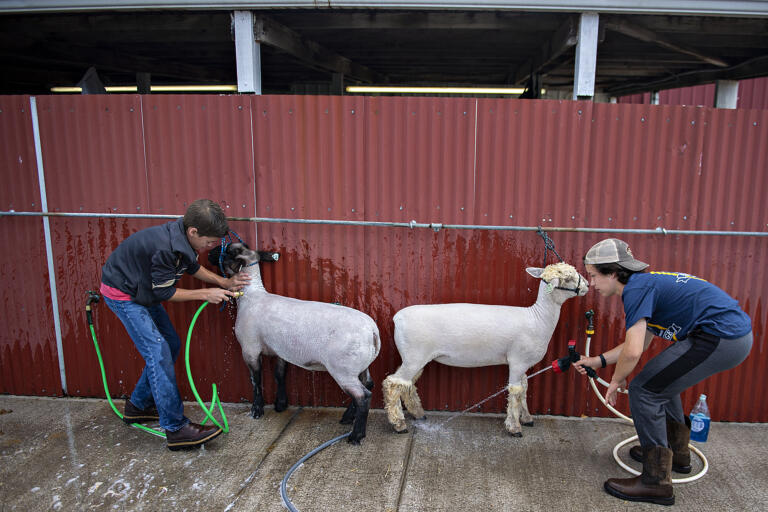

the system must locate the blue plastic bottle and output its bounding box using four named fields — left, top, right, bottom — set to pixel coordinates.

left=689, top=393, right=711, bottom=442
